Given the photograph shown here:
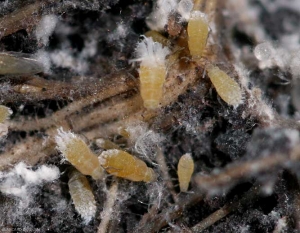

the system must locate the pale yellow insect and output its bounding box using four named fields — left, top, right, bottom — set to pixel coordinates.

left=55, top=129, right=104, bottom=180
left=178, top=153, right=194, bottom=192
left=68, top=169, right=96, bottom=224
left=187, top=10, right=209, bottom=59
left=99, top=149, right=156, bottom=182
left=0, top=105, right=12, bottom=123
left=132, top=37, right=170, bottom=110
left=206, top=64, right=243, bottom=107
left=0, top=52, right=43, bottom=75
